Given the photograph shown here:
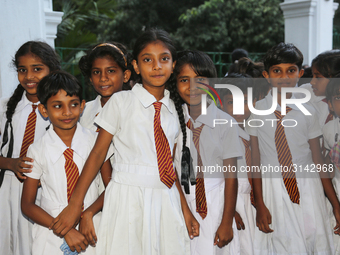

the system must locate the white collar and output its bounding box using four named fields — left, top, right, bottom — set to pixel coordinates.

left=183, top=103, right=218, bottom=128
left=132, top=83, right=174, bottom=114
left=238, top=126, right=250, bottom=140
left=266, top=89, right=301, bottom=112
left=45, top=122, right=90, bottom=164
left=16, top=91, right=40, bottom=113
